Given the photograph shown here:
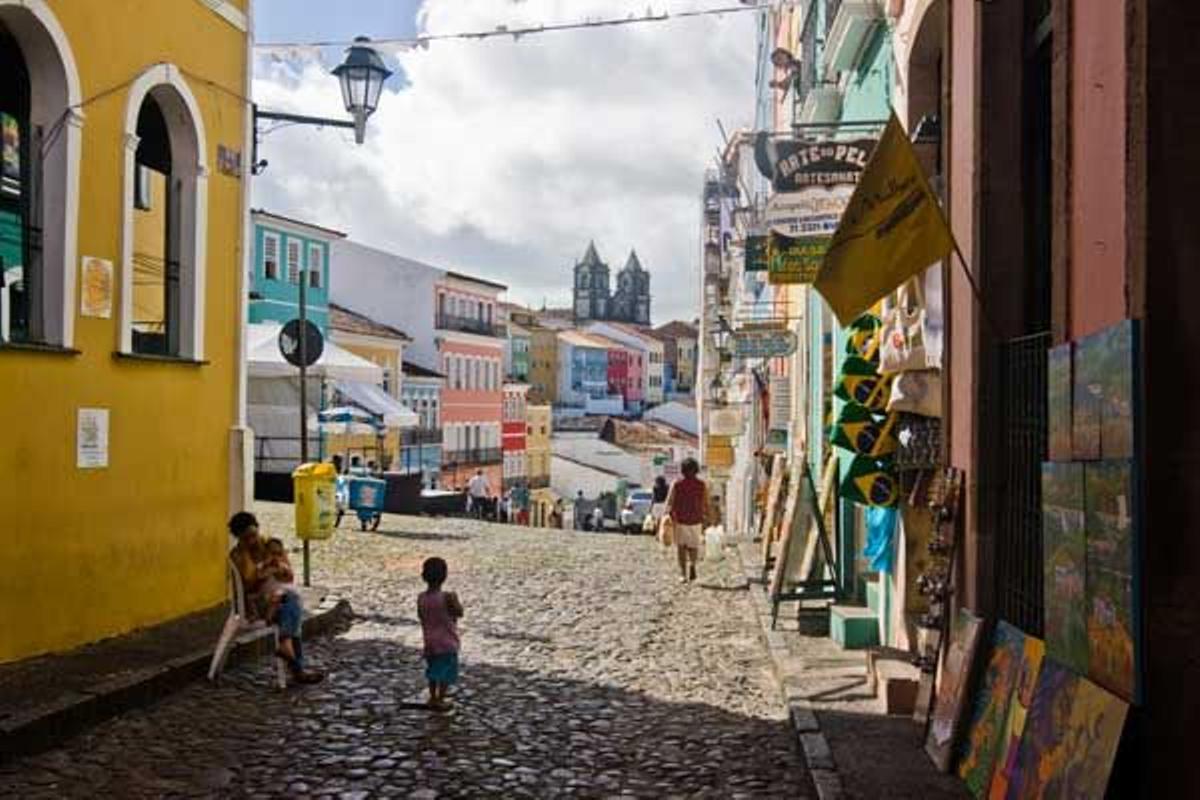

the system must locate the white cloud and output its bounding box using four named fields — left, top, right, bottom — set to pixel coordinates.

left=252, top=1, right=757, bottom=323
